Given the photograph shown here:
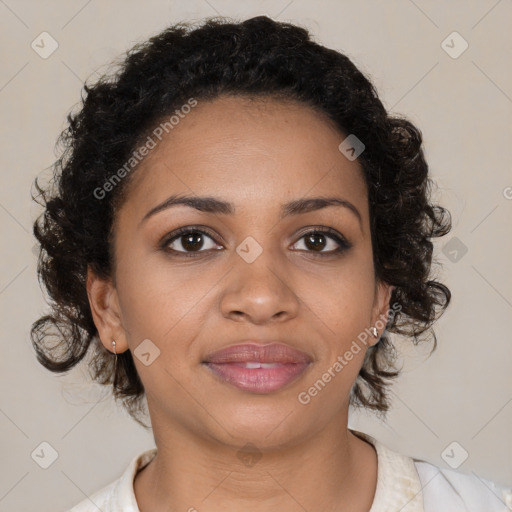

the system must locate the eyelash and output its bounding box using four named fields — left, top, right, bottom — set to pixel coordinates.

left=160, top=225, right=352, bottom=259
